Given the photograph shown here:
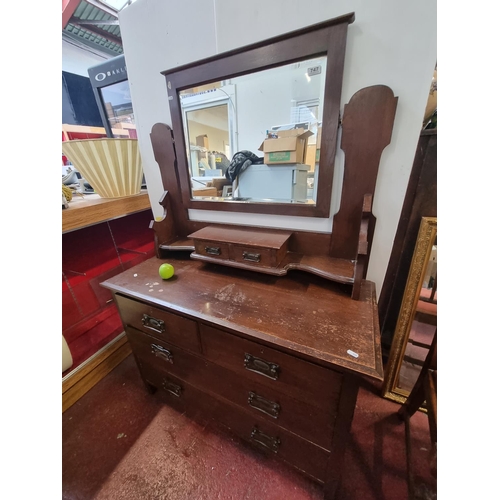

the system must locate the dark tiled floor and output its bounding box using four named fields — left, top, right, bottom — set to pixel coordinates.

left=62, top=355, right=436, bottom=500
